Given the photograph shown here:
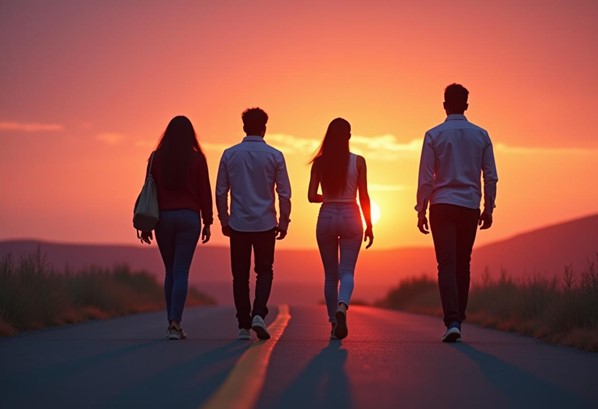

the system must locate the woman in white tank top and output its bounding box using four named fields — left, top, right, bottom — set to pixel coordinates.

left=308, top=118, right=374, bottom=340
